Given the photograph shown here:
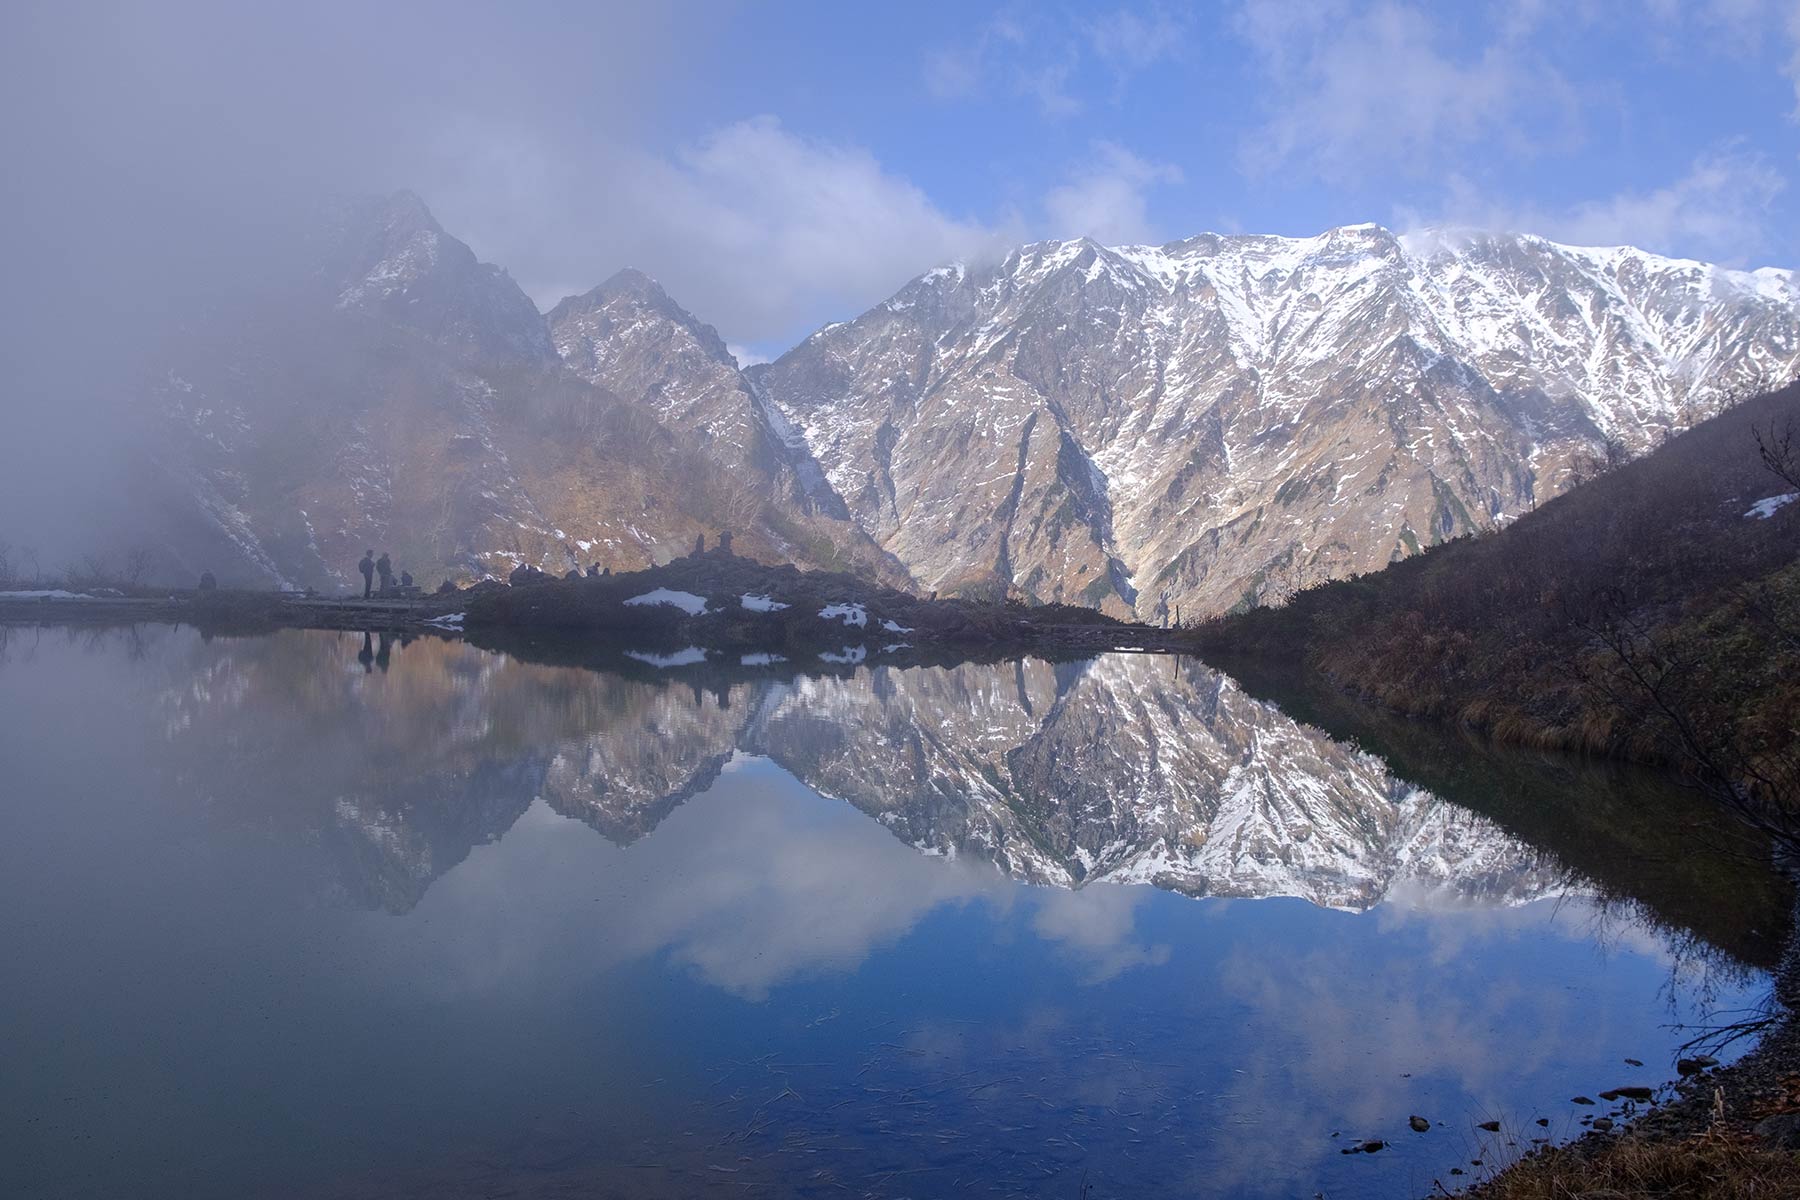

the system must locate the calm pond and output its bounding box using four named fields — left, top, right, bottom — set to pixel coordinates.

left=0, top=626, right=1788, bottom=1199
